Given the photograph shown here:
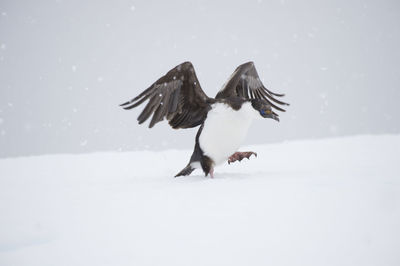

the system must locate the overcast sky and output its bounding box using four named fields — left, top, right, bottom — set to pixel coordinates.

left=0, top=0, right=399, bottom=157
